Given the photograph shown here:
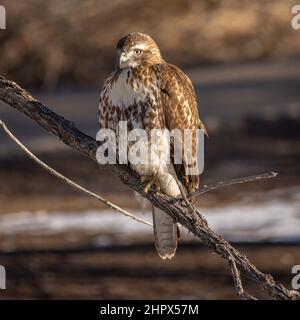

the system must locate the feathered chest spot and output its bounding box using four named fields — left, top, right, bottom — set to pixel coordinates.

left=107, top=69, right=159, bottom=108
